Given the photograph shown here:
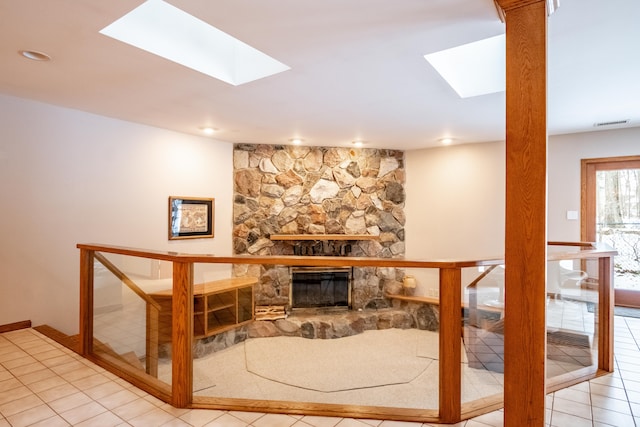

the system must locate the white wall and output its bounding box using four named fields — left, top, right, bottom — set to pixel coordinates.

left=405, top=141, right=506, bottom=261
left=0, top=94, right=234, bottom=335
left=548, top=127, right=640, bottom=241
left=404, top=126, right=640, bottom=294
